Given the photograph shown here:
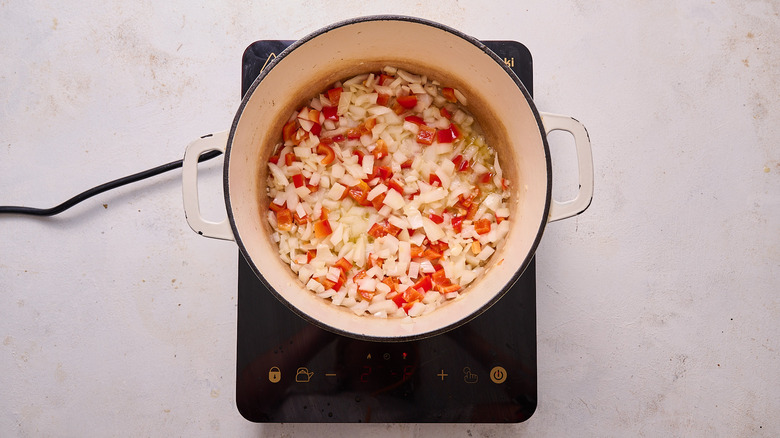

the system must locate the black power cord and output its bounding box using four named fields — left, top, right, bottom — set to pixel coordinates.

left=0, top=150, right=222, bottom=217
